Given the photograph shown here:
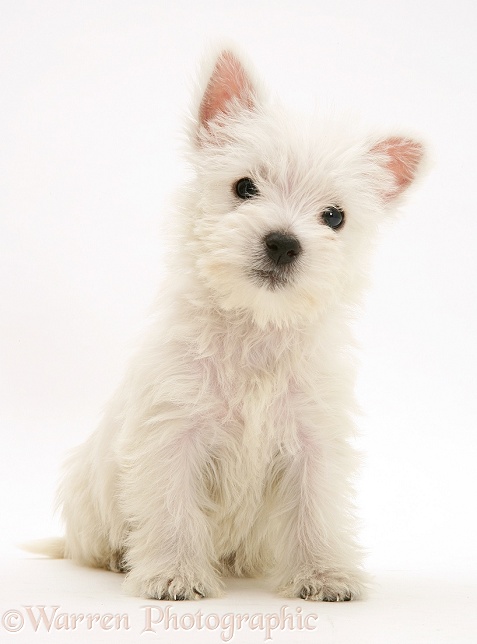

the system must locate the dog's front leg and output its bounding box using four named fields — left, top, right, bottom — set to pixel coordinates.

left=273, top=422, right=368, bottom=601
left=120, top=413, right=223, bottom=600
